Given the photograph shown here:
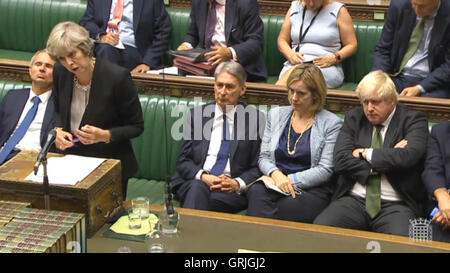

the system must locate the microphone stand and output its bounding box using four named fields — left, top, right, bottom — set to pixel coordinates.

left=159, top=46, right=179, bottom=234
left=41, top=157, right=51, bottom=210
